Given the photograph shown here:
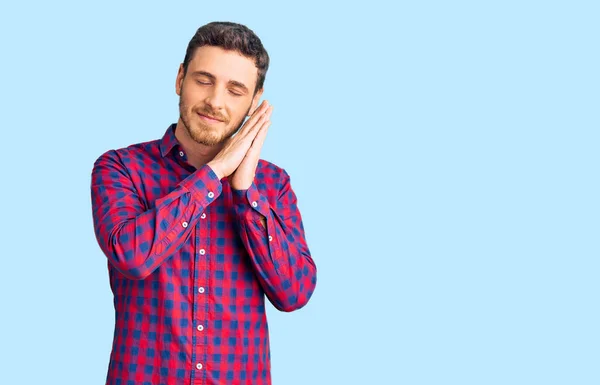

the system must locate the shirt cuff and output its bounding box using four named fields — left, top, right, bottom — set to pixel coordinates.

left=231, top=182, right=270, bottom=218
left=179, top=164, right=223, bottom=205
